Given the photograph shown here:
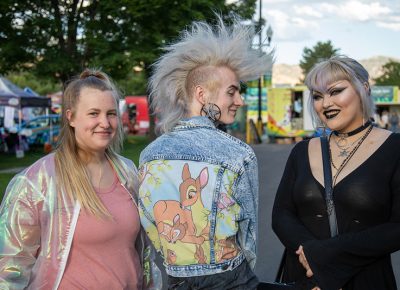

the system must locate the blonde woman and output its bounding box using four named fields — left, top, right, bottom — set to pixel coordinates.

left=0, top=69, right=160, bottom=289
